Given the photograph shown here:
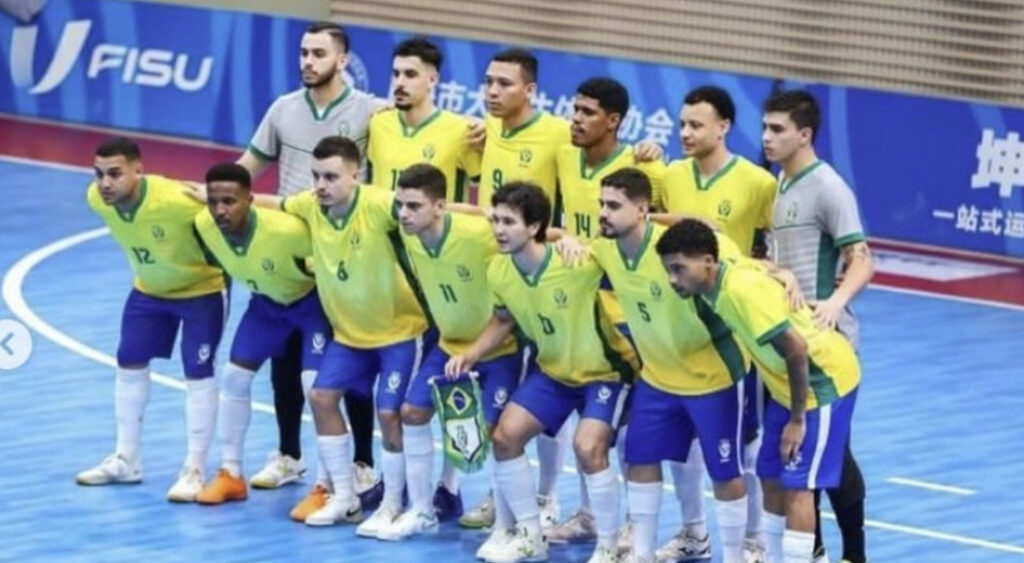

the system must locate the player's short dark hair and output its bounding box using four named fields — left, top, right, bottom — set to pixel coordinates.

left=95, top=137, right=141, bottom=161
left=394, top=37, right=443, bottom=71
left=491, top=48, right=538, bottom=84
left=312, top=135, right=361, bottom=164
left=764, top=89, right=821, bottom=141
left=684, top=86, right=735, bottom=123
left=397, top=163, right=447, bottom=201
left=656, top=218, right=719, bottom=261
left=601, top=168, right=652, bottom=204
left=491, top=181, right=551, bottom=243
left=305, top=21, right=349, bottom=53
left=577, top=77, right=629, bottom=123
left=205, top=162, right=252, bottom=191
